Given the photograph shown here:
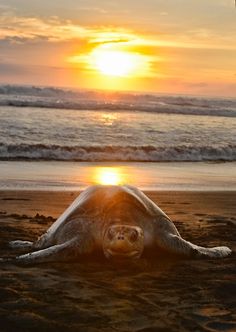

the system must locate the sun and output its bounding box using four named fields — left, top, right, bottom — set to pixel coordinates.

left=67, top=43, right=152, bottom=81
left=92, top=50, right=136, bottom=77
left=89, top=47, right=147, bottom=77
